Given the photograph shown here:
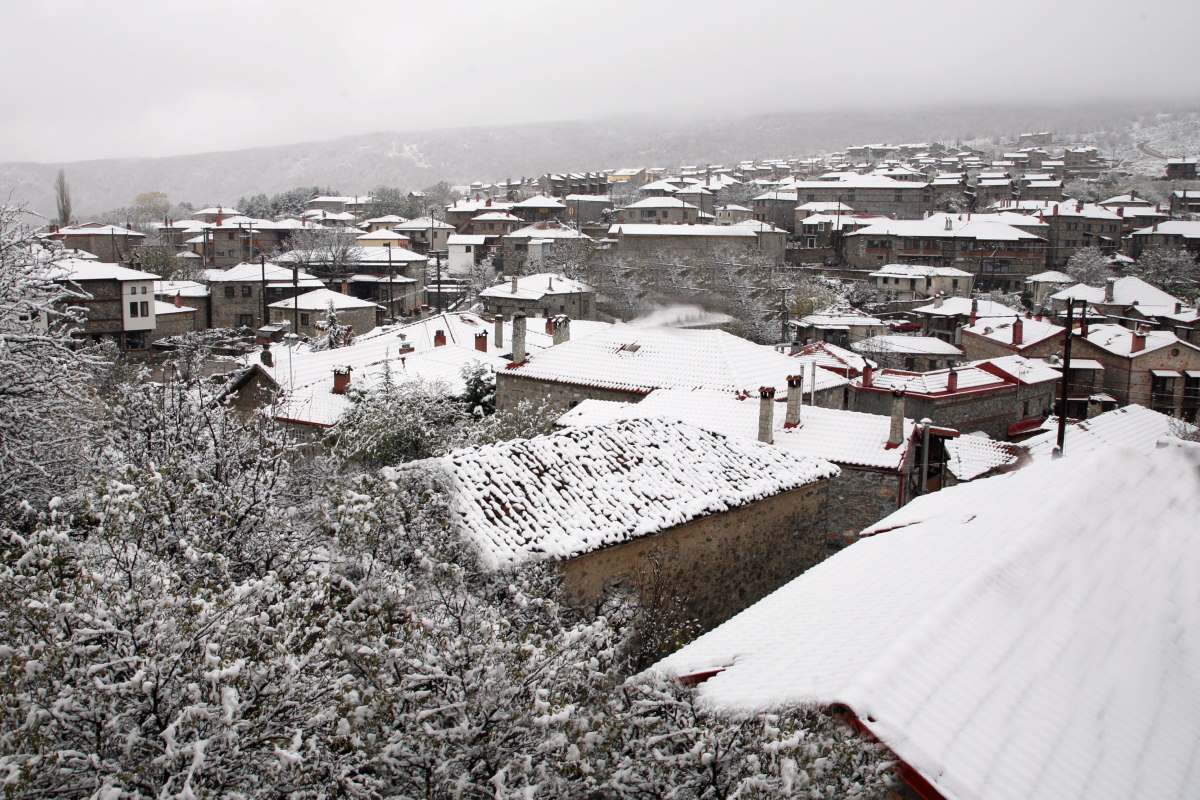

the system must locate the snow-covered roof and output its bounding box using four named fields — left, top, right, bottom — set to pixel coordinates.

left=1022, top=405, right=1196, bottom=462
left=731, top=219, right=788, bottom=233
left=1036, top=201, right=1122, bottom=222
left=447, top=199, right=515, bottom=213
left=651, top=441, right=1200, bottom=800
left=792, top=341, right=874, bottom=374
left=393, top=216, right=455, bottom=231
left=202, top=262, right=322, bottom=284
left=912, top=296, right=1019, bottom=318
left=962, top=315, right=1065, bottom=350
left=478, top=273, right=591, bottom=300
left=471, top=211, right=523, bottom=222
left=752, top=190, right=799, bottom=202
left=154, top=280, right=209, bottom=298
left=356, top=229, right=411, bottom=241
left=622, top=197, right=699, bottom=210
left=942, top=433, right=1021, bottom=481
left=56, top=224, right=146, bottom=238
left=192, top=207, right=242, bottom=216
left=717, top=203, right=751, bottom=212
left=794, top=311, right=888, bottom=329
left=563, top=194, right=612, bottom=203
left=447, top=234, right=487, bottom=246
left=795, top=201, right=854, bottom=212
left=1080, top=323, right=1197, bottom=358
left=852, top=335, right=963, bottom=356
left=1130, top=220, right=1200, bottom=239
left=154, top=299, right=196, bottom=316
left=432, top=417, right=839, bottom=569
left=869, top=263, right=973, bottom=278
left=504, top=223, right=591, bottom=240
left=845, top=213, right=1042, bottom=242
left=556, top=387, right=917, bottom=470
left=790, top=175, right=929, bottom=190
left=1025, top=270, right=1073, bottom=283
left=362, top=214, right=408, bottom=224
left=512, top=194, right=567, bottom=210
left=505, top=325, right=845, bottom=398
left=796, top=213, right=892, bottom=231
left=267, top=288, right=381, bottom=311
left=42, top=258, right=158, bottom=282
left=607, top=223, right=760, bottom=238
